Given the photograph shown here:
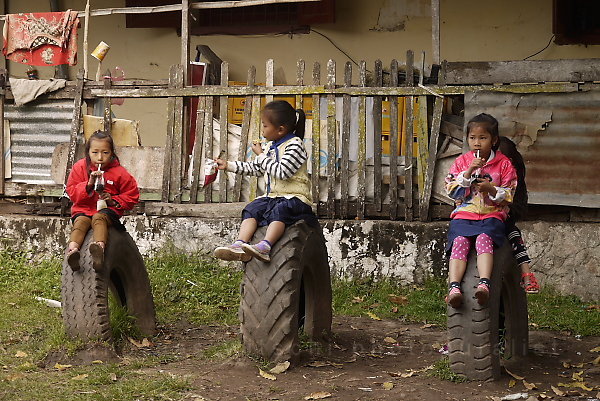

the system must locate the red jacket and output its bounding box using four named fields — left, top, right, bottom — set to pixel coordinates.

left=66, top=158, right=140, bottom=217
